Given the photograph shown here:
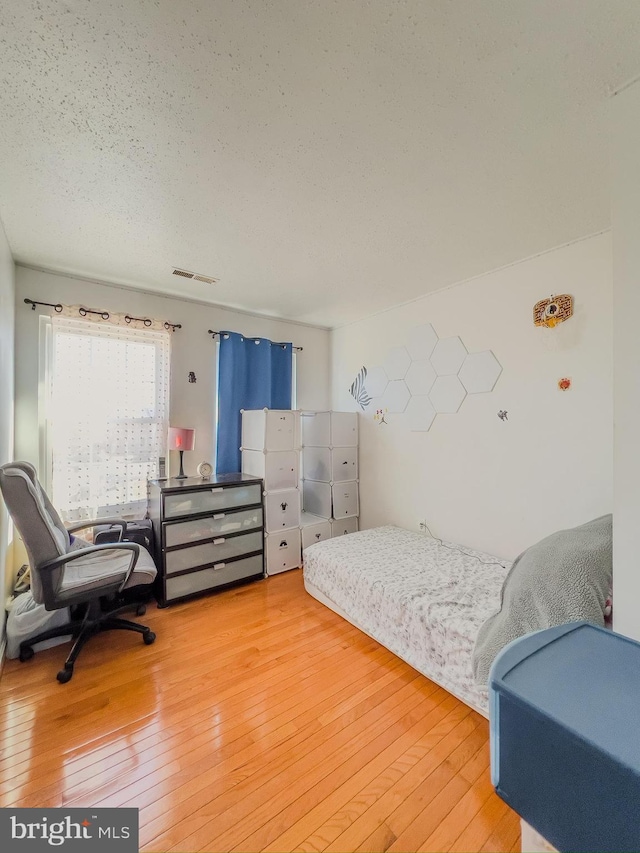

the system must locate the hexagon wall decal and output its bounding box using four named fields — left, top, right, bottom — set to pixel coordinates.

left=407, top=323, right=439, bottom=361
left=429, top=375, right=467, bottom=413
left=458, top=350, right=502, bottom=393
left=381, top=380, right=411, bottom=413
left=406, top=396, right=437, bottom=432
left=431, top=337, right=468, bottom=376
left=405, top=360, right=437, bottom=395
left=365, top=365, right=389, bottom=398
left=383, top=346, right=411, bottom=380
